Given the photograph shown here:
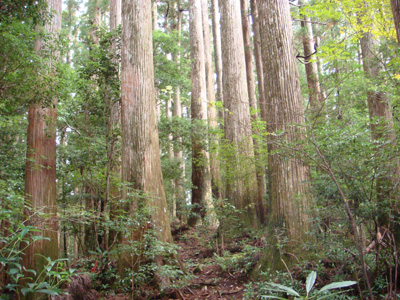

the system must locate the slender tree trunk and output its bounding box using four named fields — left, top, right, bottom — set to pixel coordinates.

left=58, top=126, right=68, bottom=257
left=110, top=0, right=121, bottom=31
left=201, top=0, right=223, bottom=204
left=83, top=0, right=103, bottom=253
left=162, top=8, right=176, bottom=219
left=107, top=0, right=121, bottom=249
left=188, top=0, right=213, bottom=227
left=240, top=0, right=266, bottom=224
left=313, top=23, right=327, bottom=100
left=250, top=0, right=266, bottom=123
left=23, top=0, right=61, bottom=291
left=211, top=0, right=224, bottom=130
left=219, top=0, right=258, bottom=225
left=299, top=0, right=323, bottom=110
left=153, top=0, right=161, bottom=120
left=166, top=93, right=176, bottom=218
left=258, top=0, right=311, bottom=239
left=120, top=0, right=173, bottom=277
left=171, top=1, right=186, bottom=222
